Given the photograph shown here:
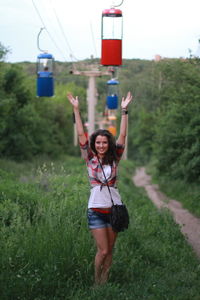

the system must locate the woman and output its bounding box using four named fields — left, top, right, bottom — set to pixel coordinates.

left=67, top=91, right=133, bottom=285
